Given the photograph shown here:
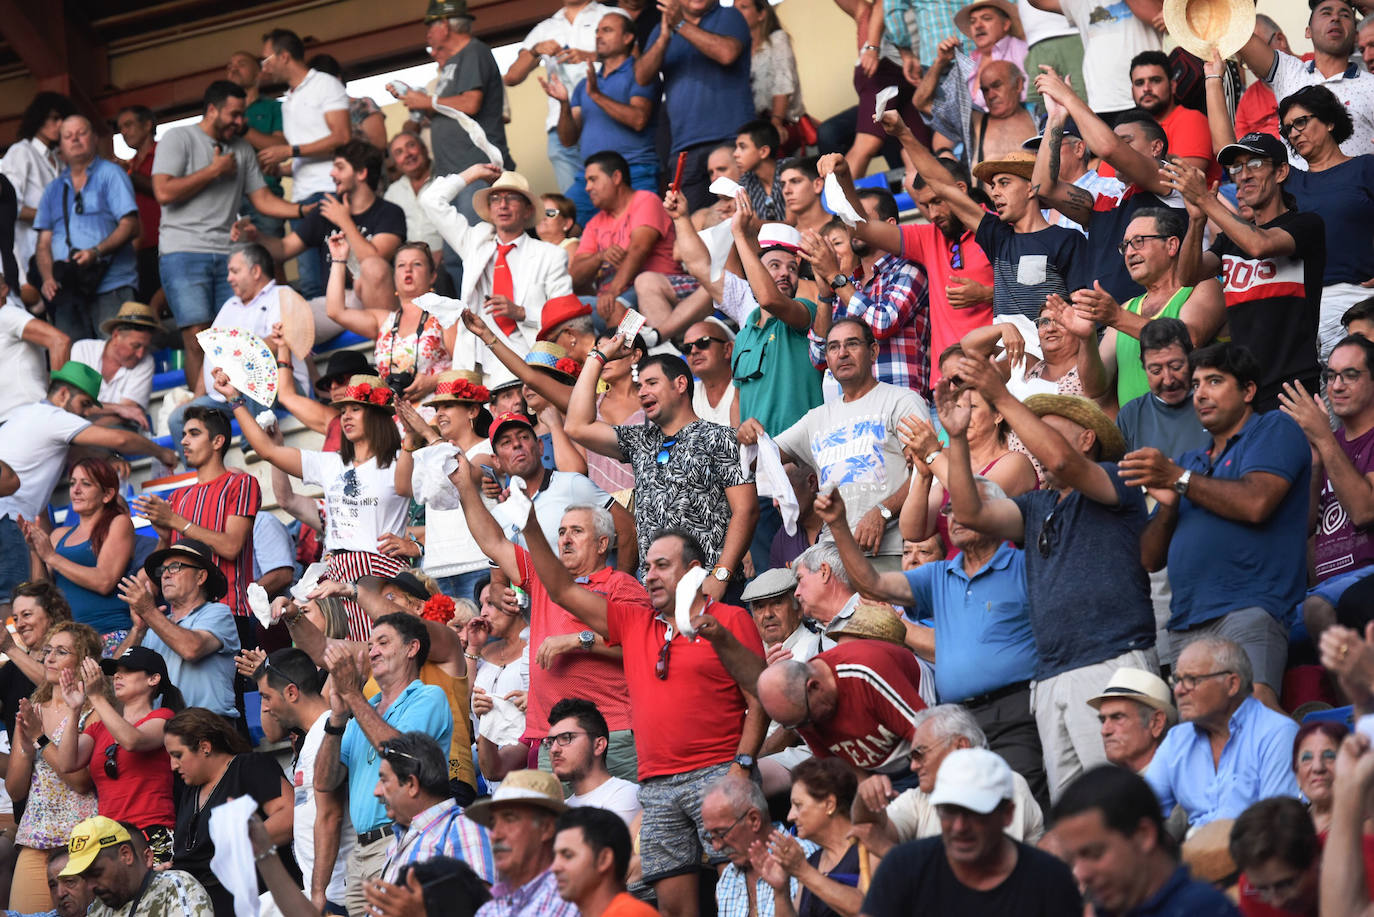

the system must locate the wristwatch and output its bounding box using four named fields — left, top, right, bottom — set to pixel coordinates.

left=578, top=630, right=595, bottom=651
left=734, top=754, right=756, bottom=770
left=830, top=273, right=852, bottom=290
left=322, top=718, right=349, bottom=736
left=1173, top=469, right=1192, bottom=495
left=711, top=565, right=732, bottom=583
left=876, top=505, right=893, bottom=521
left=290, top=144, right=301, bottom=158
